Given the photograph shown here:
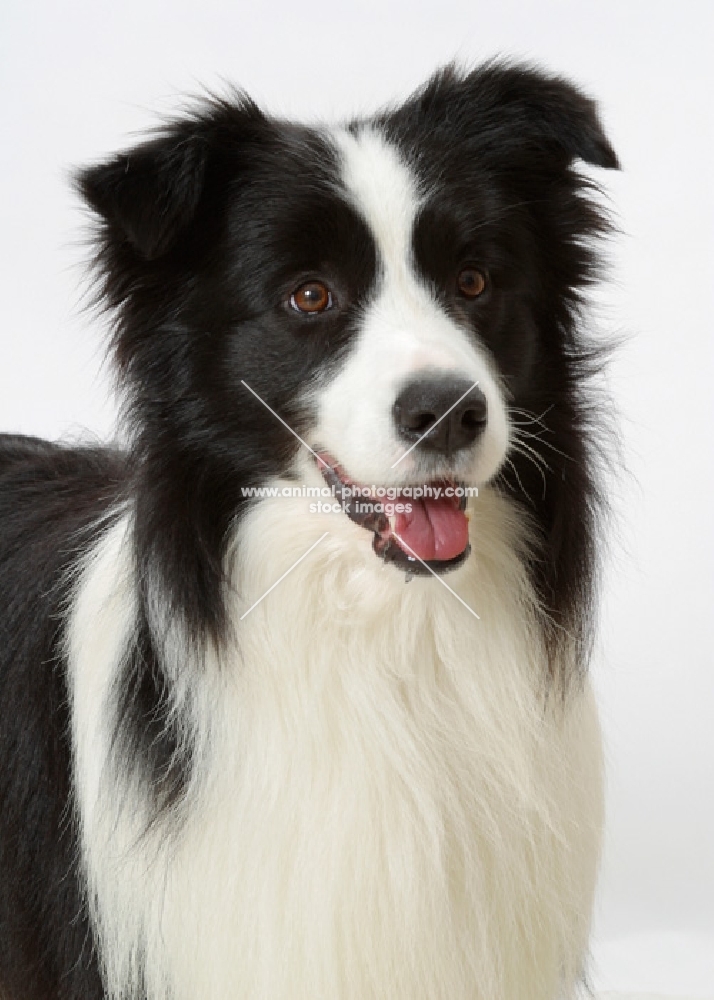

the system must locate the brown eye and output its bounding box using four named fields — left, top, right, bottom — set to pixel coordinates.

left=290, top=281, right=332, bottom=314
left=457, top=267, right=487, bottom=299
